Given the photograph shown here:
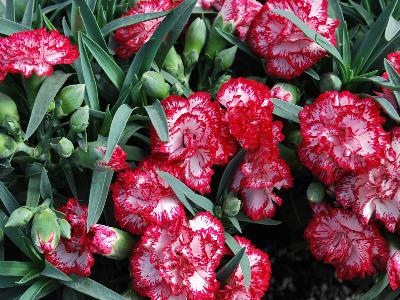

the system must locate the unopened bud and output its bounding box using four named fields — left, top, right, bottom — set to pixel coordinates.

left=214, top=46, right=237, bottom=73
left=163, top=47, right=185, bottom=80
left=52, top=137, right=74, bottom=158
left=58, top=219, right=71, bottom=239
left=142, top=71, right=170, bottom=99
left=31, top=208, right=61, bottom=253
left=320, top=73, right=342, bottom=93
left=0, top=93, right=20, bottom=132
left=55, top=84, right=86, bottom=117
left=5, top=207, right=34, bottom=228
left=222, top=194, right=242, bottom=217
left=105, top=227, right=135, bottom=260
left=271, top=83, right=301, bottom=104
left=70, top=105, right=89, bottom=133
left=0, top=134, right=16, bottom=159
left=184, top=18, right=207, bottom=67
left=307, top=182, right=326, bottom=203
left=205, top=15, right=233, bottom=60
left=72, top=142, right=103, bottom=169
